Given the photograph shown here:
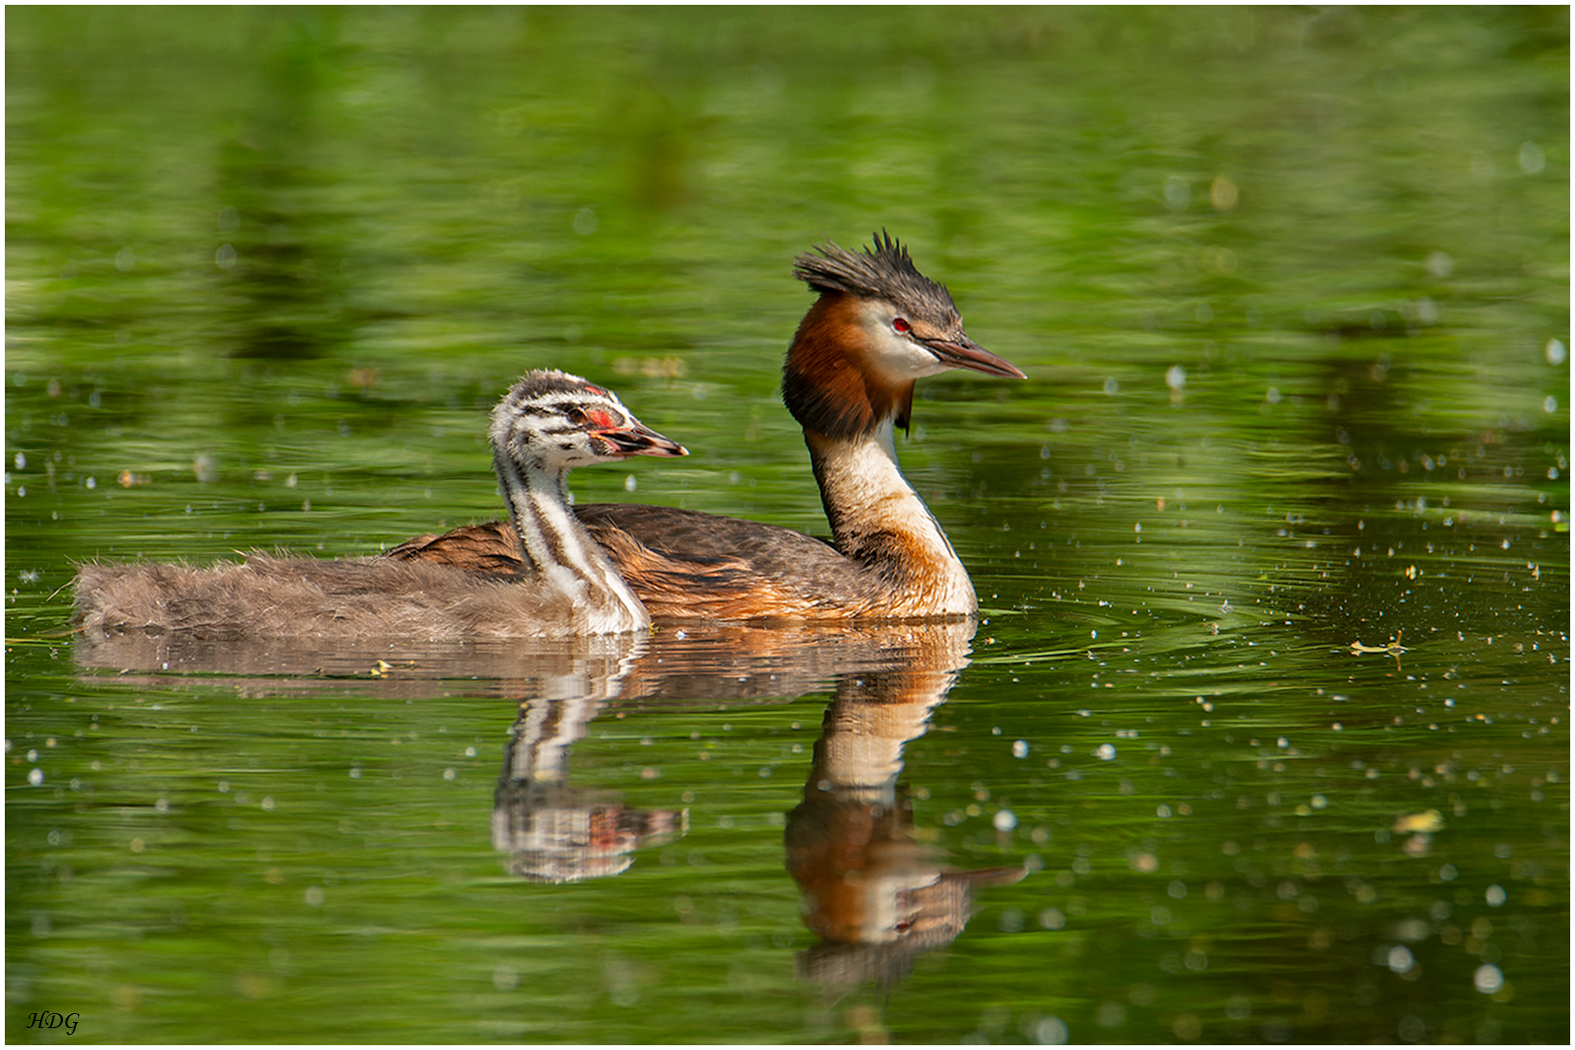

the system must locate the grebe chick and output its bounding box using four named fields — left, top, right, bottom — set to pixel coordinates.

left=75, top=371, right=686, bottom=639
left=387, top=233, right=1024, bottom=621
